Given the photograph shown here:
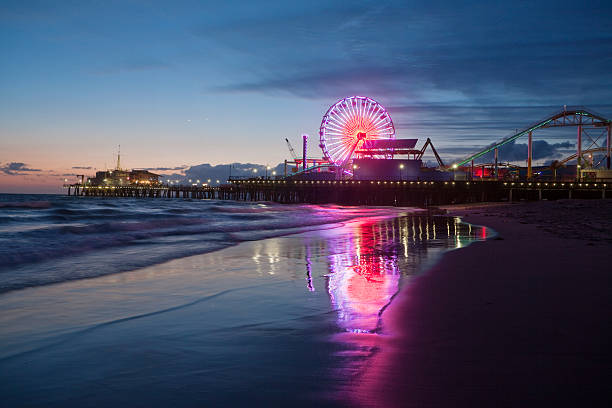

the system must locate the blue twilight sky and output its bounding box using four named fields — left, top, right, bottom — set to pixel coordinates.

left=1, top=0, right=611, bottom=192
